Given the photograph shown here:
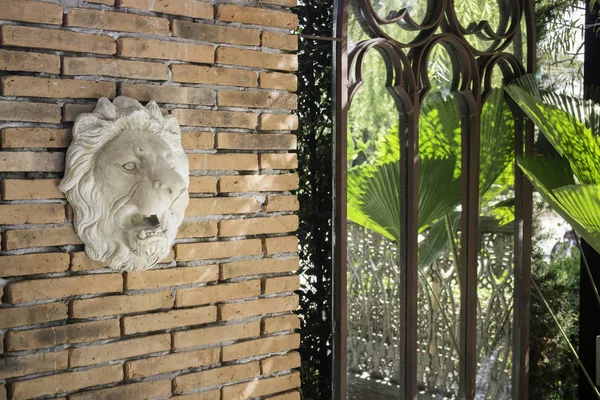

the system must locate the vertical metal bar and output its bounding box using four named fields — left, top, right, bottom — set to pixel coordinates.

left=332, top=0, right=349, bottom=397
